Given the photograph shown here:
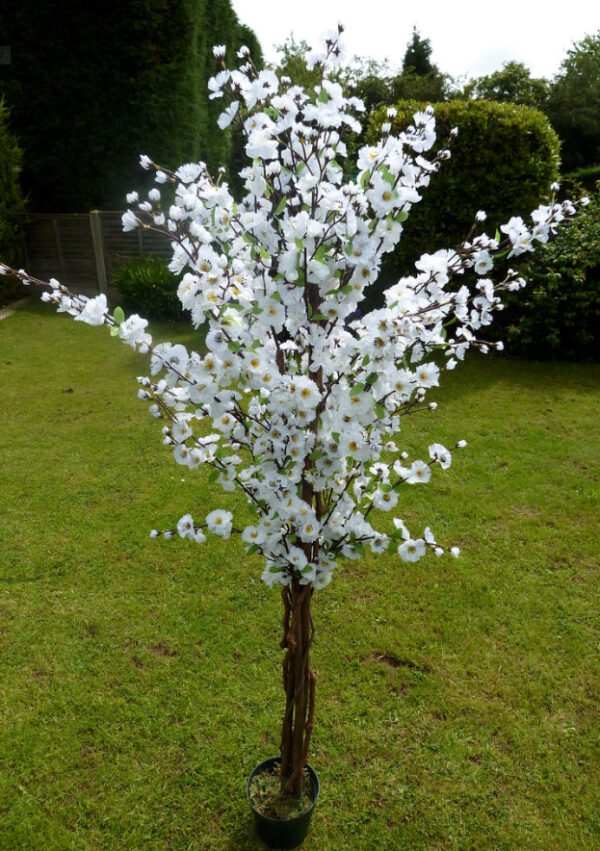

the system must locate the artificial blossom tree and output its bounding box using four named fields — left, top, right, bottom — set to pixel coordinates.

left=3, top=26, right=585, bottom=806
